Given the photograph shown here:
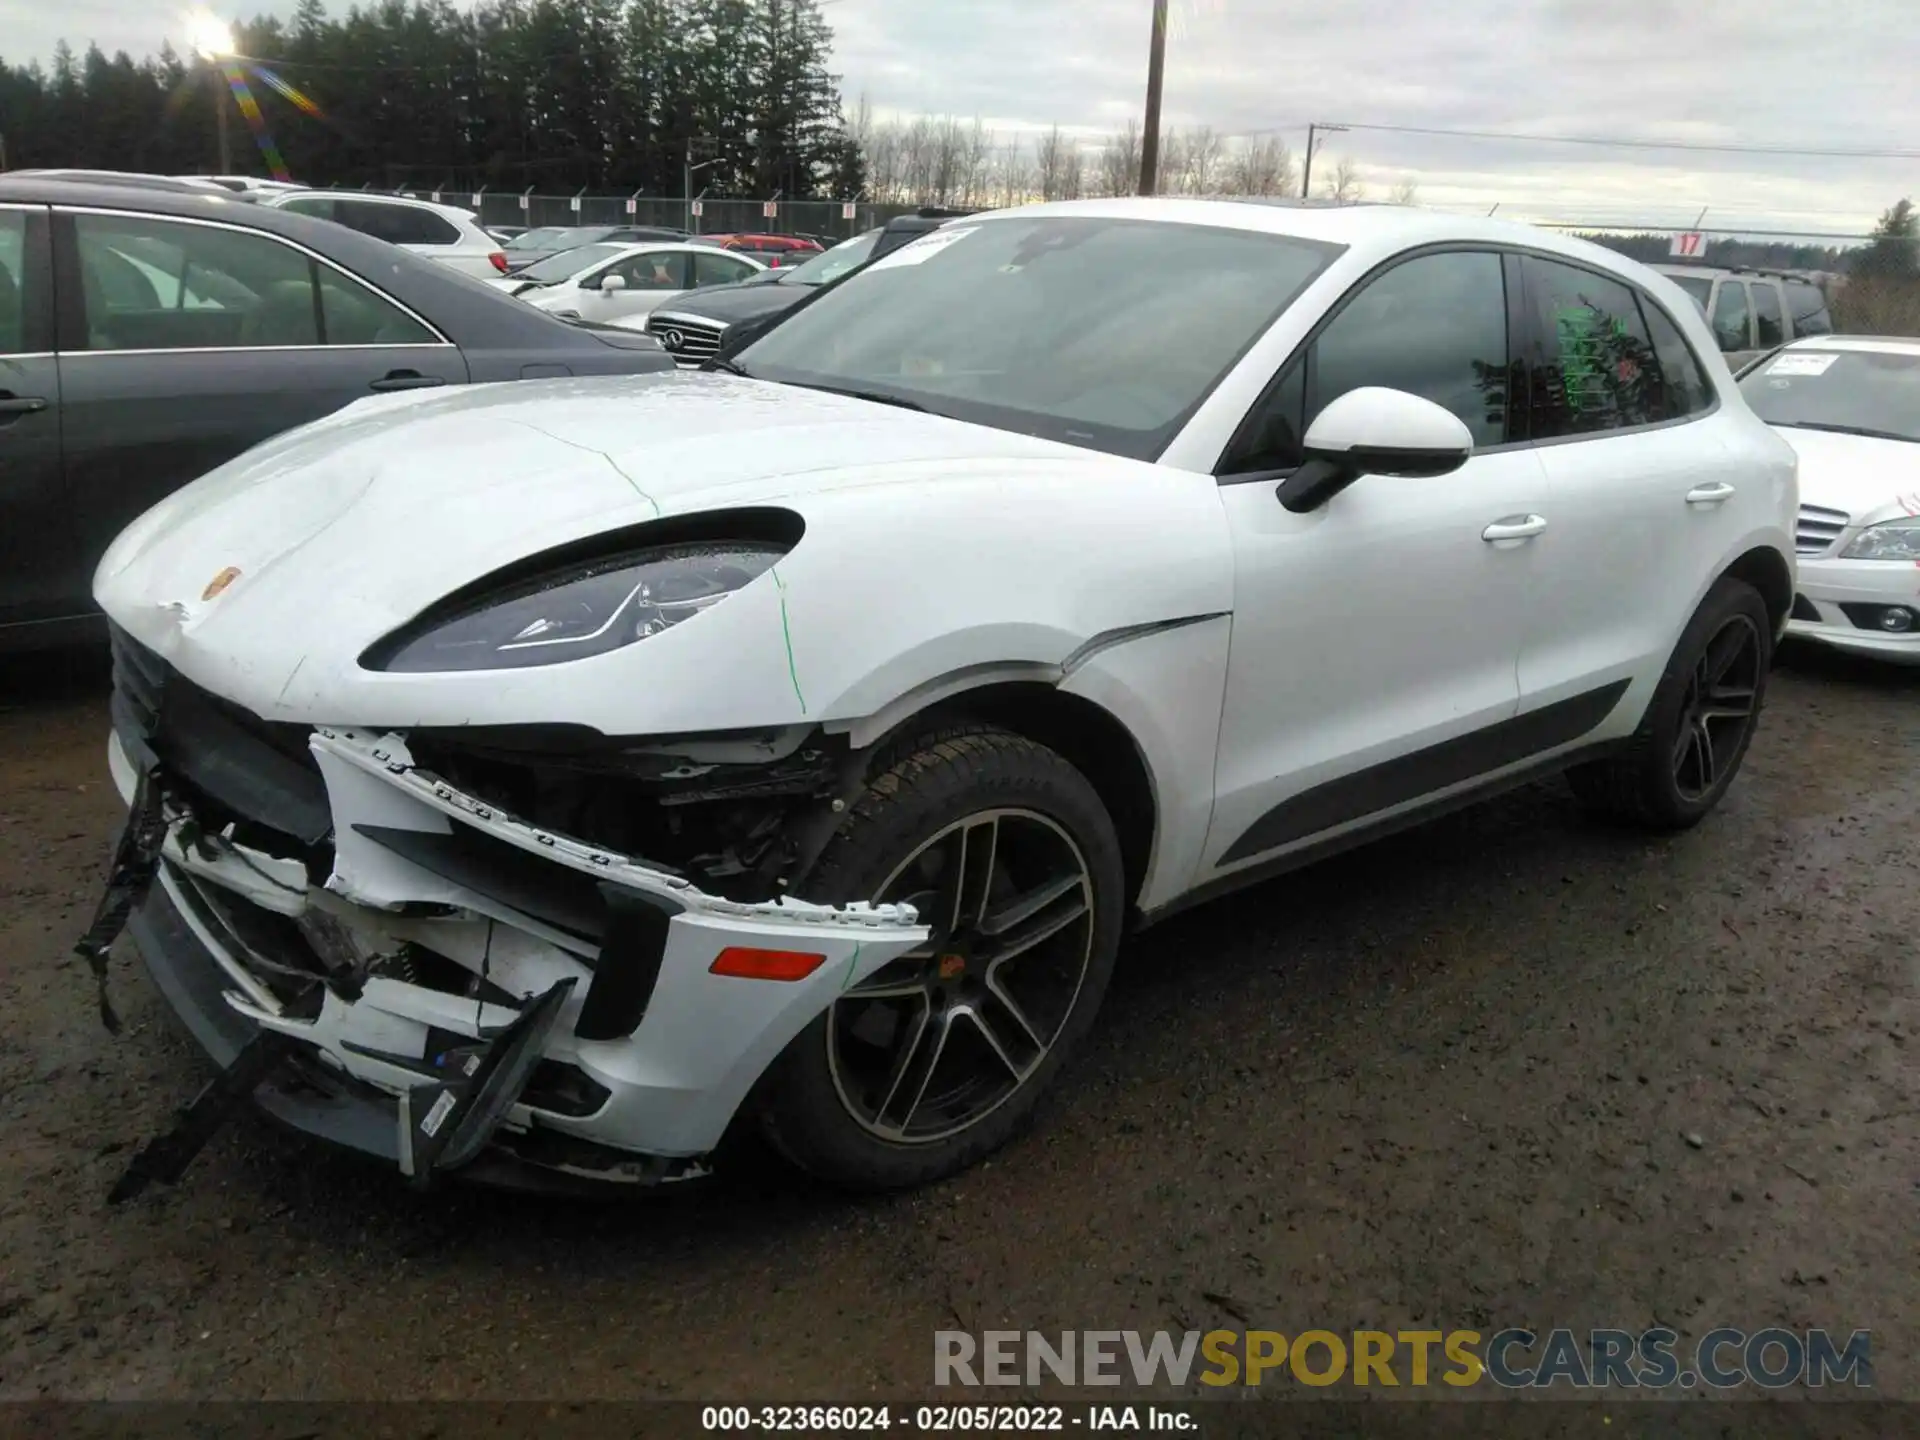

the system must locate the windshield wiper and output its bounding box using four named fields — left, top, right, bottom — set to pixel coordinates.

left=782, top=380, right=929, bottom=413
left=1774, top=420, right=1917, bottom=444
left=700, top=356, right=751, bottom=376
